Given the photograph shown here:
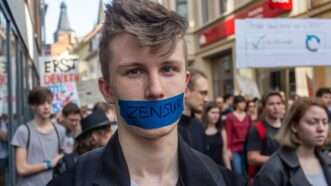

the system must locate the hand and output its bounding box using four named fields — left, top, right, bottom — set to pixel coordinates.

left=52, top=154, right=64, bottom=167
